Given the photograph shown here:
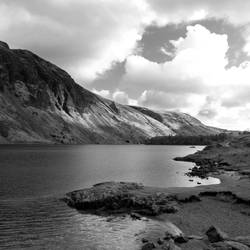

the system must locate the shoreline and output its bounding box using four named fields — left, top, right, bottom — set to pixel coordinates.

left=63, top=137, right=250, bottom=249
left=64, top=174, right=250, bottom=249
